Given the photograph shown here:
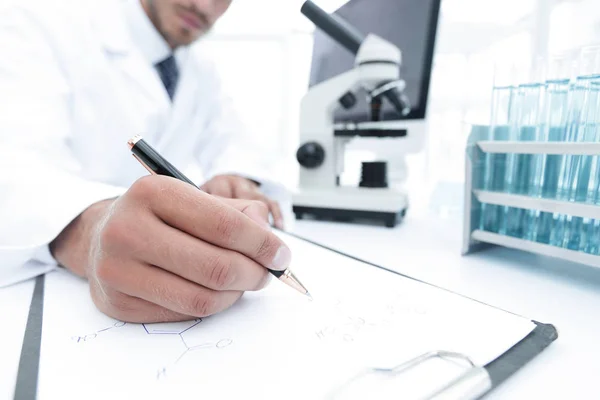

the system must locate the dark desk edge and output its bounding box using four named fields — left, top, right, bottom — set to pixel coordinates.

left=14, top=274, right=45, bottom=400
